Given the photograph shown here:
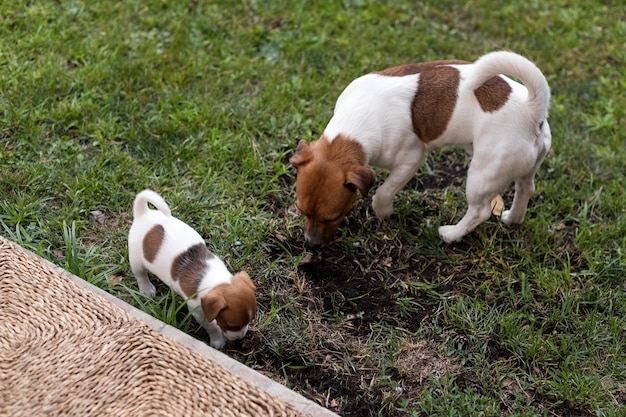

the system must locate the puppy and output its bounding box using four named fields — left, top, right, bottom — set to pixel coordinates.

left=128, top=189, right=257, bottom=349
left=290, top=51, right=551, bottom=248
